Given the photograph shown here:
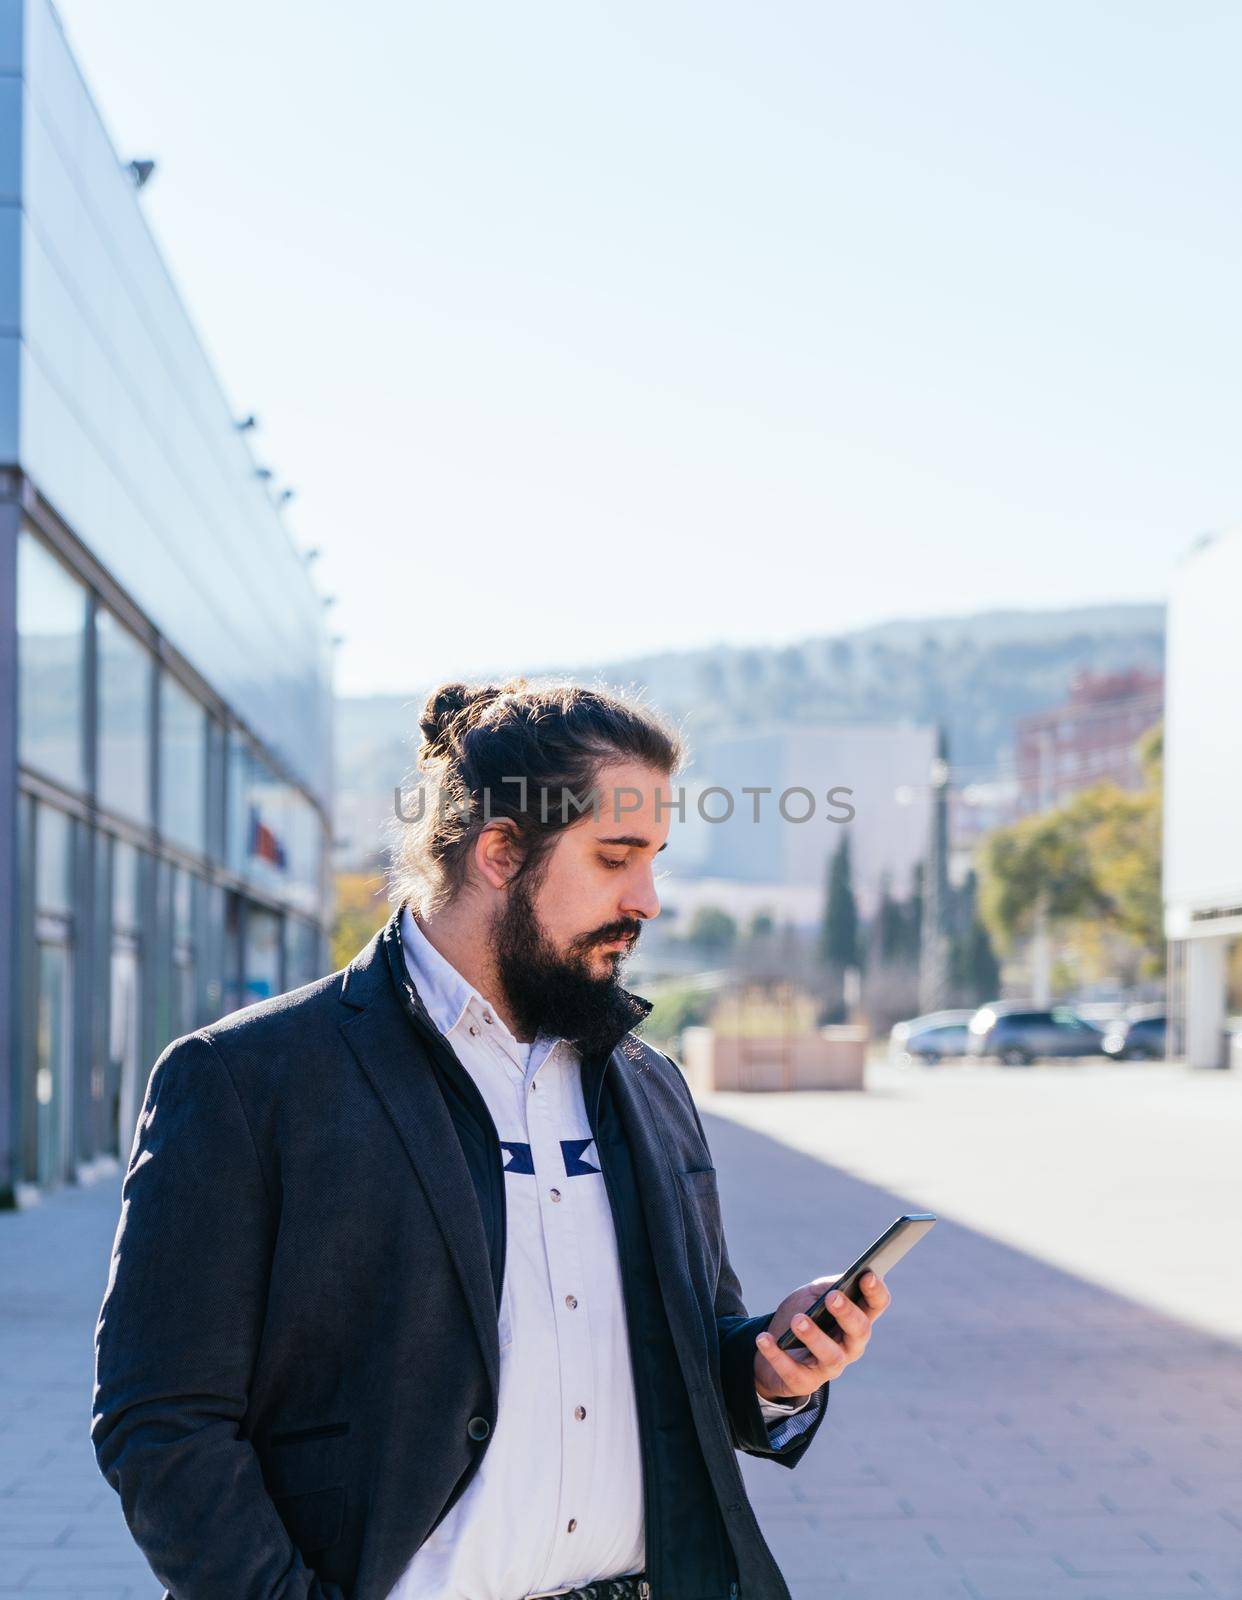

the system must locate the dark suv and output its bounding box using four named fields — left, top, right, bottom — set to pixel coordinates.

left=967, top=1004, right=1105, bottom=1066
